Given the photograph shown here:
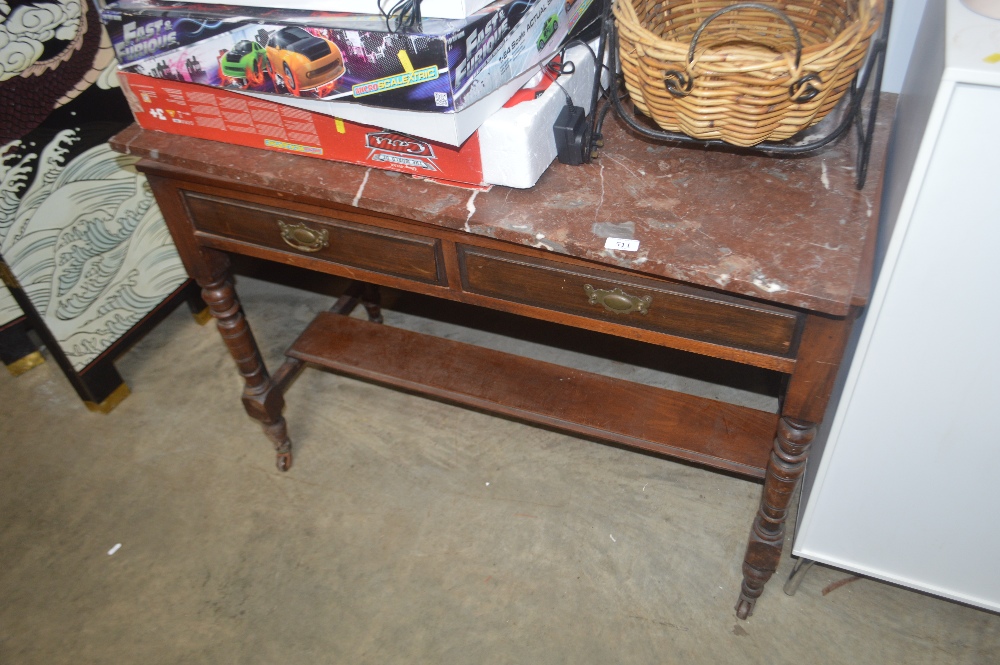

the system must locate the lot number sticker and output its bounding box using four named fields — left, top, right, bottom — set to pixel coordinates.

left=604, top=237, right=640, bottom=252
